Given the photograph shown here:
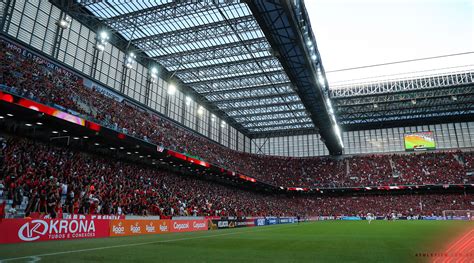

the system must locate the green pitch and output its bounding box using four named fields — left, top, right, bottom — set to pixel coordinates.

left=0, top=221, right=471, bottom=262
